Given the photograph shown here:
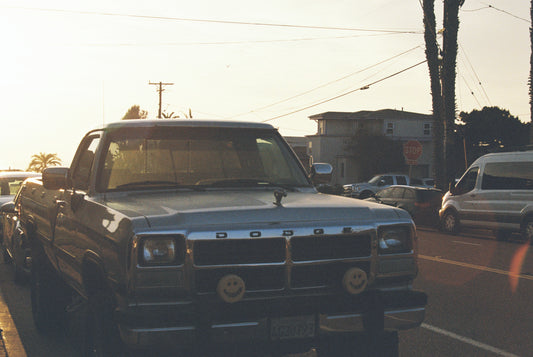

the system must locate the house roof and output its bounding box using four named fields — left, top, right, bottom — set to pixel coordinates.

left=308, top=109, right=433, bottom=121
